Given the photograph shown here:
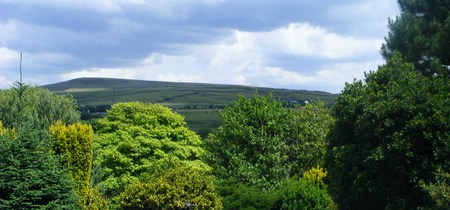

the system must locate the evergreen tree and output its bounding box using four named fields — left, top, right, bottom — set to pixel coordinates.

left=381, top=0, right=450, bottom=77
left=50, top=122, right=94, bottom=201
left=0, top=125, right=78, bottom=209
